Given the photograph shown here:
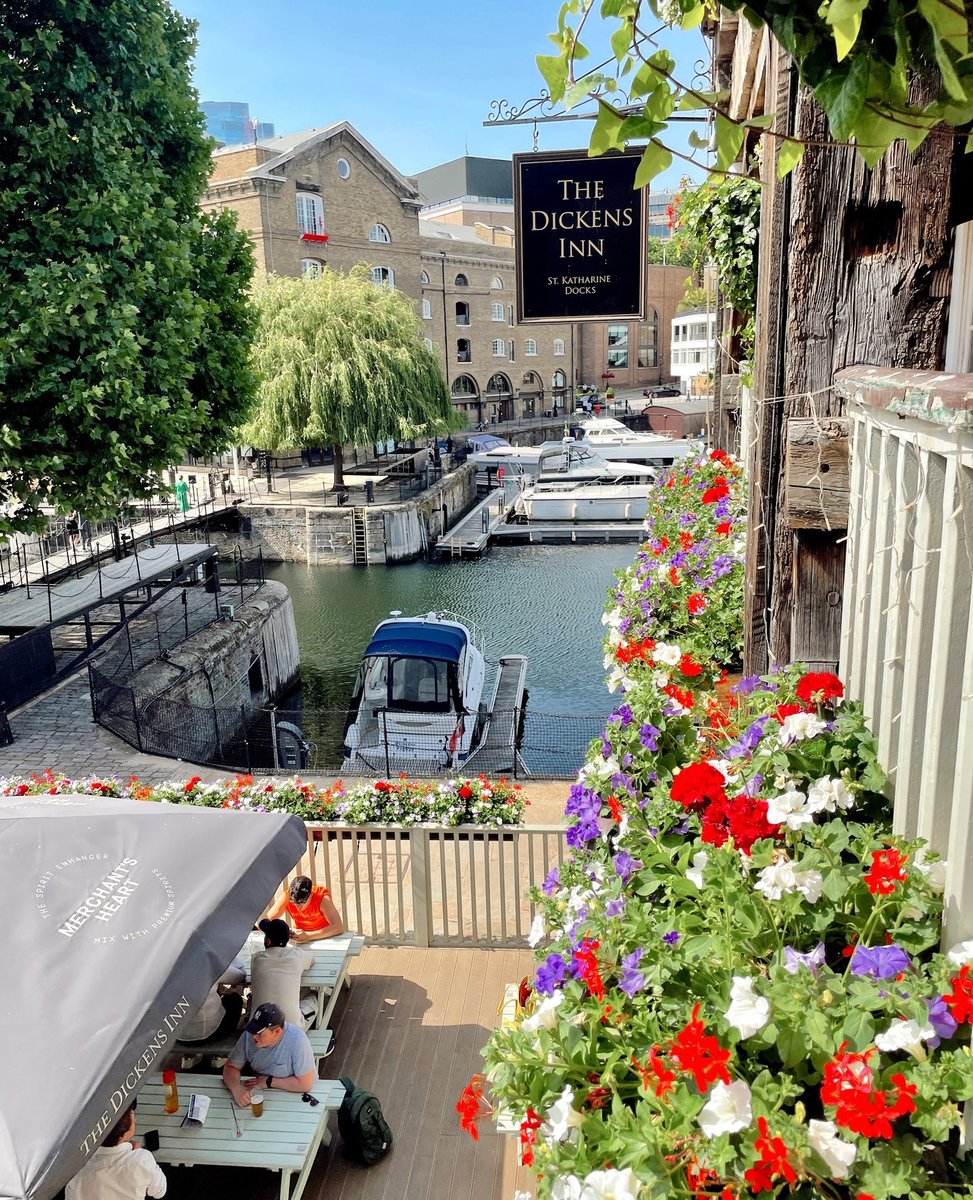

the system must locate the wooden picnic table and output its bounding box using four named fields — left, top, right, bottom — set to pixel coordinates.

left=139, top=1071, right=345, bottom=1200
